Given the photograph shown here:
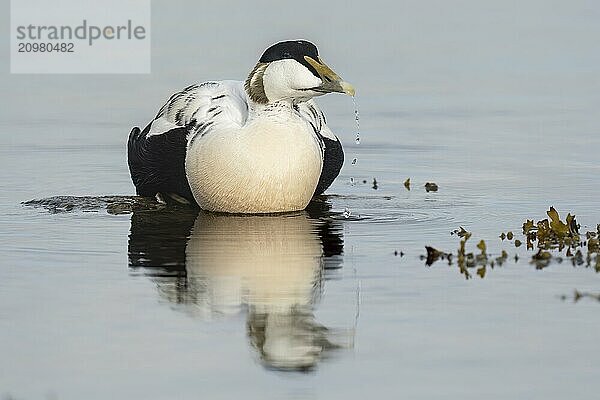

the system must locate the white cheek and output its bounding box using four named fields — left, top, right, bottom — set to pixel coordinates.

left=263, top=60, right=321, bottom=102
